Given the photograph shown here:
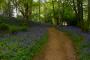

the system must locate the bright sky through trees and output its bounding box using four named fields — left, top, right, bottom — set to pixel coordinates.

left=33, top=0, right=47, bottom=2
